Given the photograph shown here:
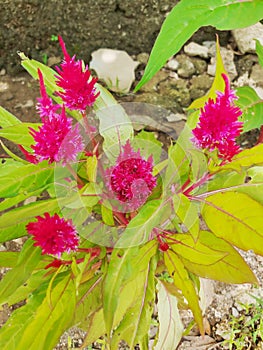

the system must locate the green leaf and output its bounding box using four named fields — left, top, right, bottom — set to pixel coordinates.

left=202, top=191, right=263, bottom=256
left=189, top=37, right=226, bottom=109
left=96, top=102, right=134, bottom=162
left=236, top=86, right=263, bottom=132
left=256, top=39, right=263, bottom=68
left=0, top=286, right=46, bottom=350
left=0, top=158, right=24, bottom=175
left=111, top=256, right=157, bottom=349
left=164, top=251, right=204, bottom=334
left=0, top=140, right=28, bottom=163
left=115, top=199, right=164, bottom=248
left=155, top=281, right=184, bottom=350
left=103, top=240, right=157, bottom=338
left=179, top=231, right=257, bottom=284
left=101, top=202, right=115, bottom=226
left=169, top=233, right=227, bottom=266
left=0, top=223, right=27, bottom=243
left=0, top=239, right=42, bottom=306
left=86, top=155, right=98, bottom=182
left=82, top=309, right=105, bottom=346
left=74, top=276, right=103, bottom=330
left=7, top=270, right=49, bottom=307
left=219, top=144, right=263, bottom=172
left=188, top=149, right=208, bottom=183
left=0, top=123, right=41, bottom=146
left=132, top=130, right=163, bottom=164
left=0, top=252, right=19, bottom=268
left=17, top=274, right=76, bottom=350
left=0, top=197, right=66, bottom=229
left=173, top=194, right=200, bottom=239
left=135, top=0, right=263, bottom=91
left=0, top=106, right=21, bottom=128
left=0, top=162, right=54, bottom=198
